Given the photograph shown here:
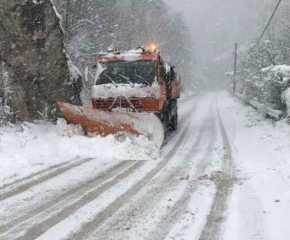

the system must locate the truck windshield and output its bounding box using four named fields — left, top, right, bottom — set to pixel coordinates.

left=96, top=61, right=157, bottom=86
